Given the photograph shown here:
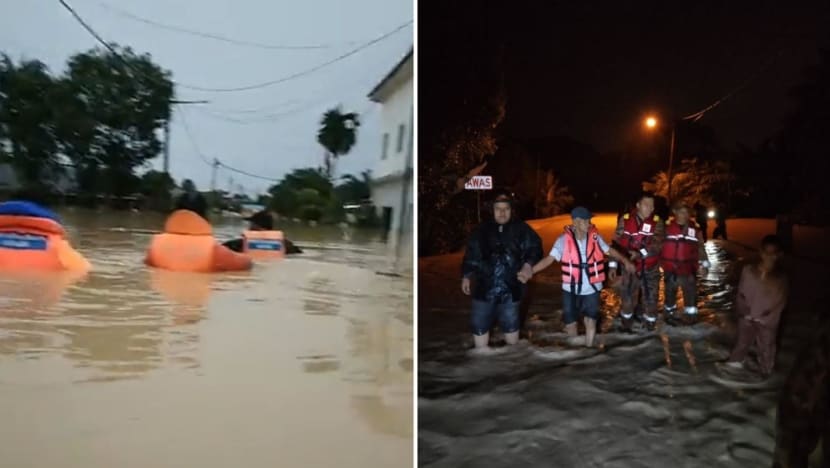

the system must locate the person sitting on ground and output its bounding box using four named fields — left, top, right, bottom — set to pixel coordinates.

left=724, top=234, right=789, bottom=377
left=519, top=206, right=634, bottom=347
left=175, top=179, right=208, bottom=219
left=222, top=210, right=302, bottom=254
